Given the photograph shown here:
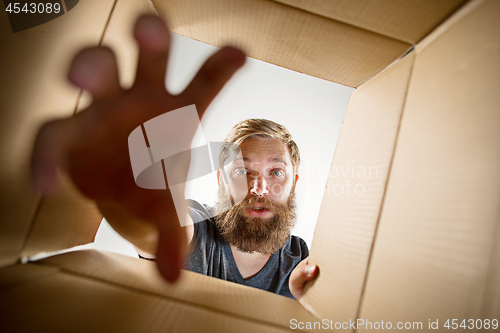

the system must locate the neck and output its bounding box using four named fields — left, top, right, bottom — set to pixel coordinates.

left=230, top=244, right=272, bottom=279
